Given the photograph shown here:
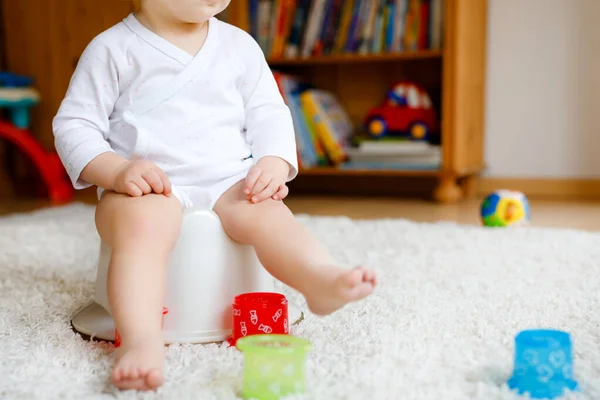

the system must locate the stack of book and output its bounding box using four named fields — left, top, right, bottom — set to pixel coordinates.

left=274, top=73, right=441, bottom=171
left=246, top=0, right=445, bottom=59
left=343, top=139, right=441, bottom=170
